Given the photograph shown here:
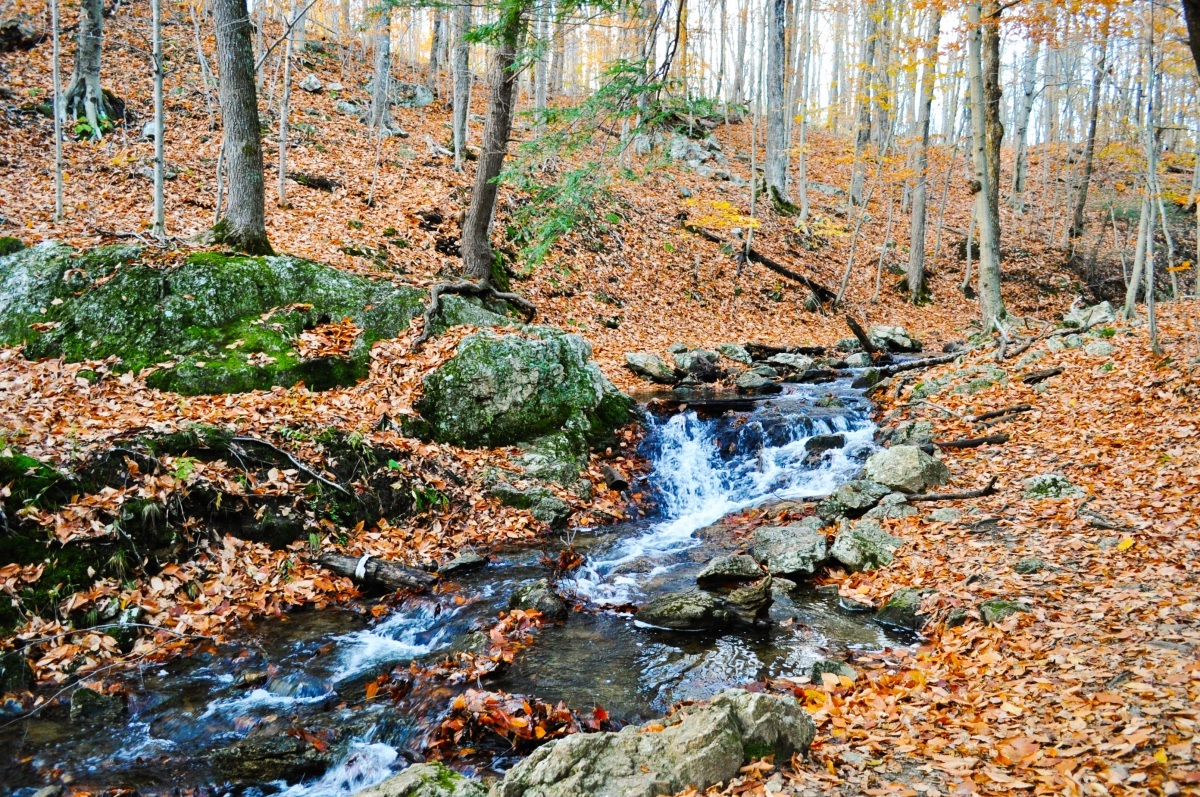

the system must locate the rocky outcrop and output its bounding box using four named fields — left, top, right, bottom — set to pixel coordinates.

left=490, top=689, right=815, bottom=797
left=863, top=446, right=949, bottom=494
left=829, top=520, right=903, bottom=572
left=751, top=524, right=827, bottom=577
left=361, top=763, right=486, bottom=797
left=417, top=328, right=632, bottom=449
